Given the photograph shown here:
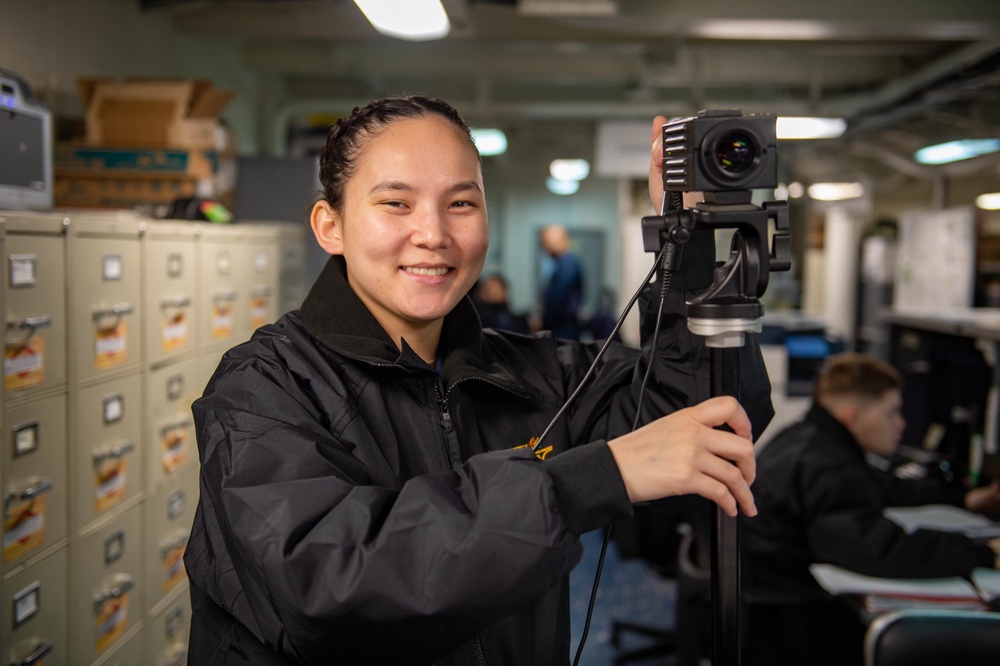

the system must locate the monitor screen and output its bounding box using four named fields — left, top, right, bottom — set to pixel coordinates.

left=0, top=71, right=53, bottom=211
